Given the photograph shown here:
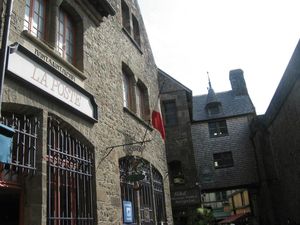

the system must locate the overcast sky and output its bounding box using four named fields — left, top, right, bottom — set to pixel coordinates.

left=137, top=0, right=300, bottom=114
